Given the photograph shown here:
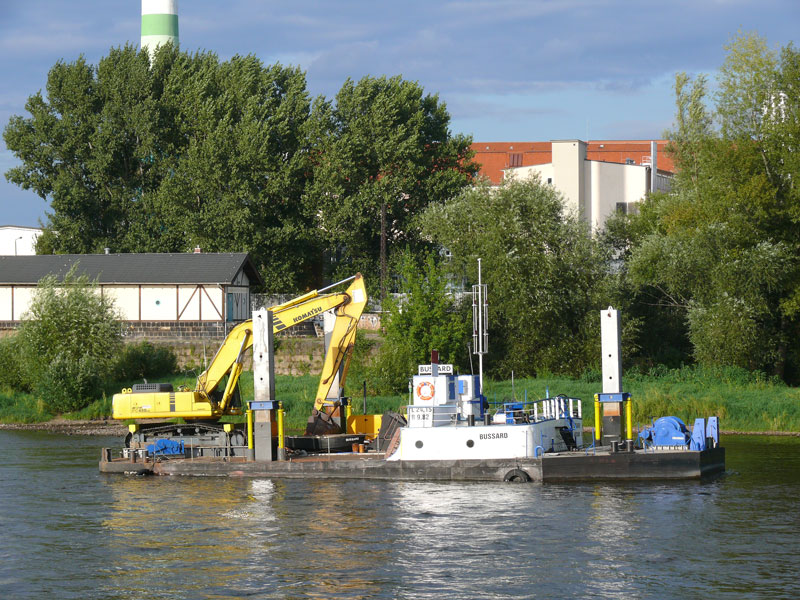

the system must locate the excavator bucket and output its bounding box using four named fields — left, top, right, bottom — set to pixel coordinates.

left=305, top=407, right=344, bottom=436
